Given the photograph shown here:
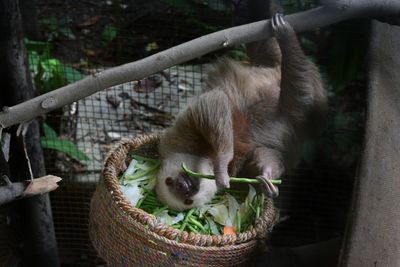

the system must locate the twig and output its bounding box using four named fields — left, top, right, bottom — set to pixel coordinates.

left=130, top=98, right=169, bottom=115
left=0, top=0, right=399, bottom=128
left=0, top=175, right=62, bottom=205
